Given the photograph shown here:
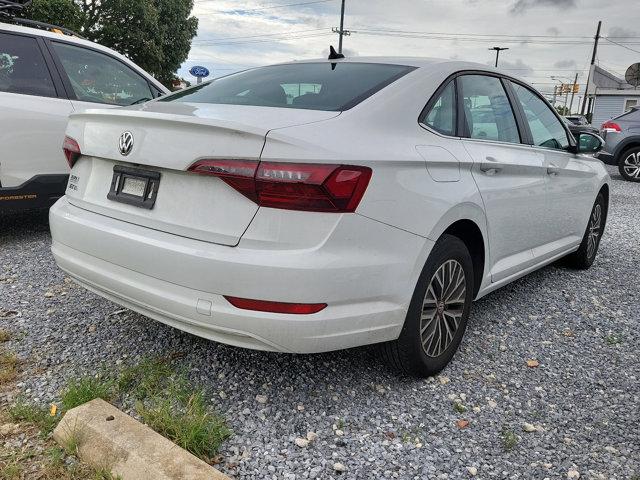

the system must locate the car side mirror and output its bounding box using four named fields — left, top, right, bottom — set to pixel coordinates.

left=576, top=132, right=604, bottom=154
